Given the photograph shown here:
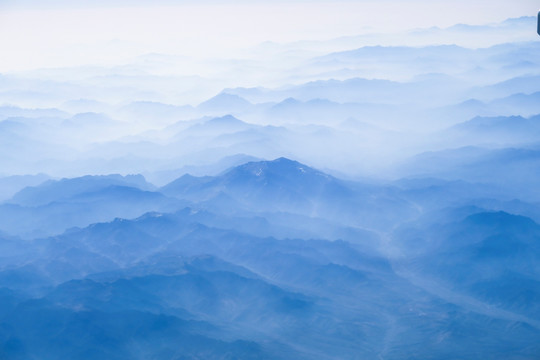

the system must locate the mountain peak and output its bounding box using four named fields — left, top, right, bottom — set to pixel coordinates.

left=197, top=93, right=252, bottom=111
left=205, top=114, right=245, bottom=126
left=223, top=157, right=328, bottom=182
